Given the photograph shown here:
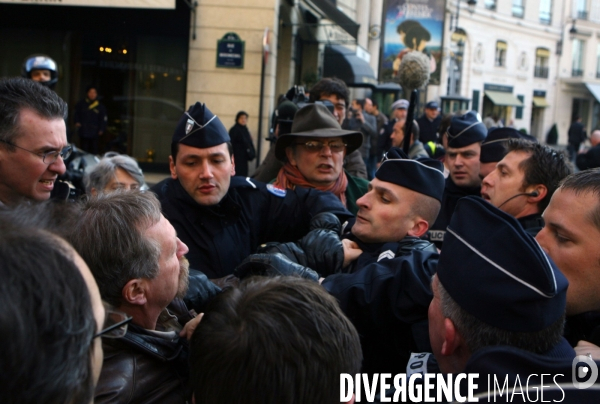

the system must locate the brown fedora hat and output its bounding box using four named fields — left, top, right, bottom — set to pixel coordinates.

left=274, top=103, right=363, bottom=162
